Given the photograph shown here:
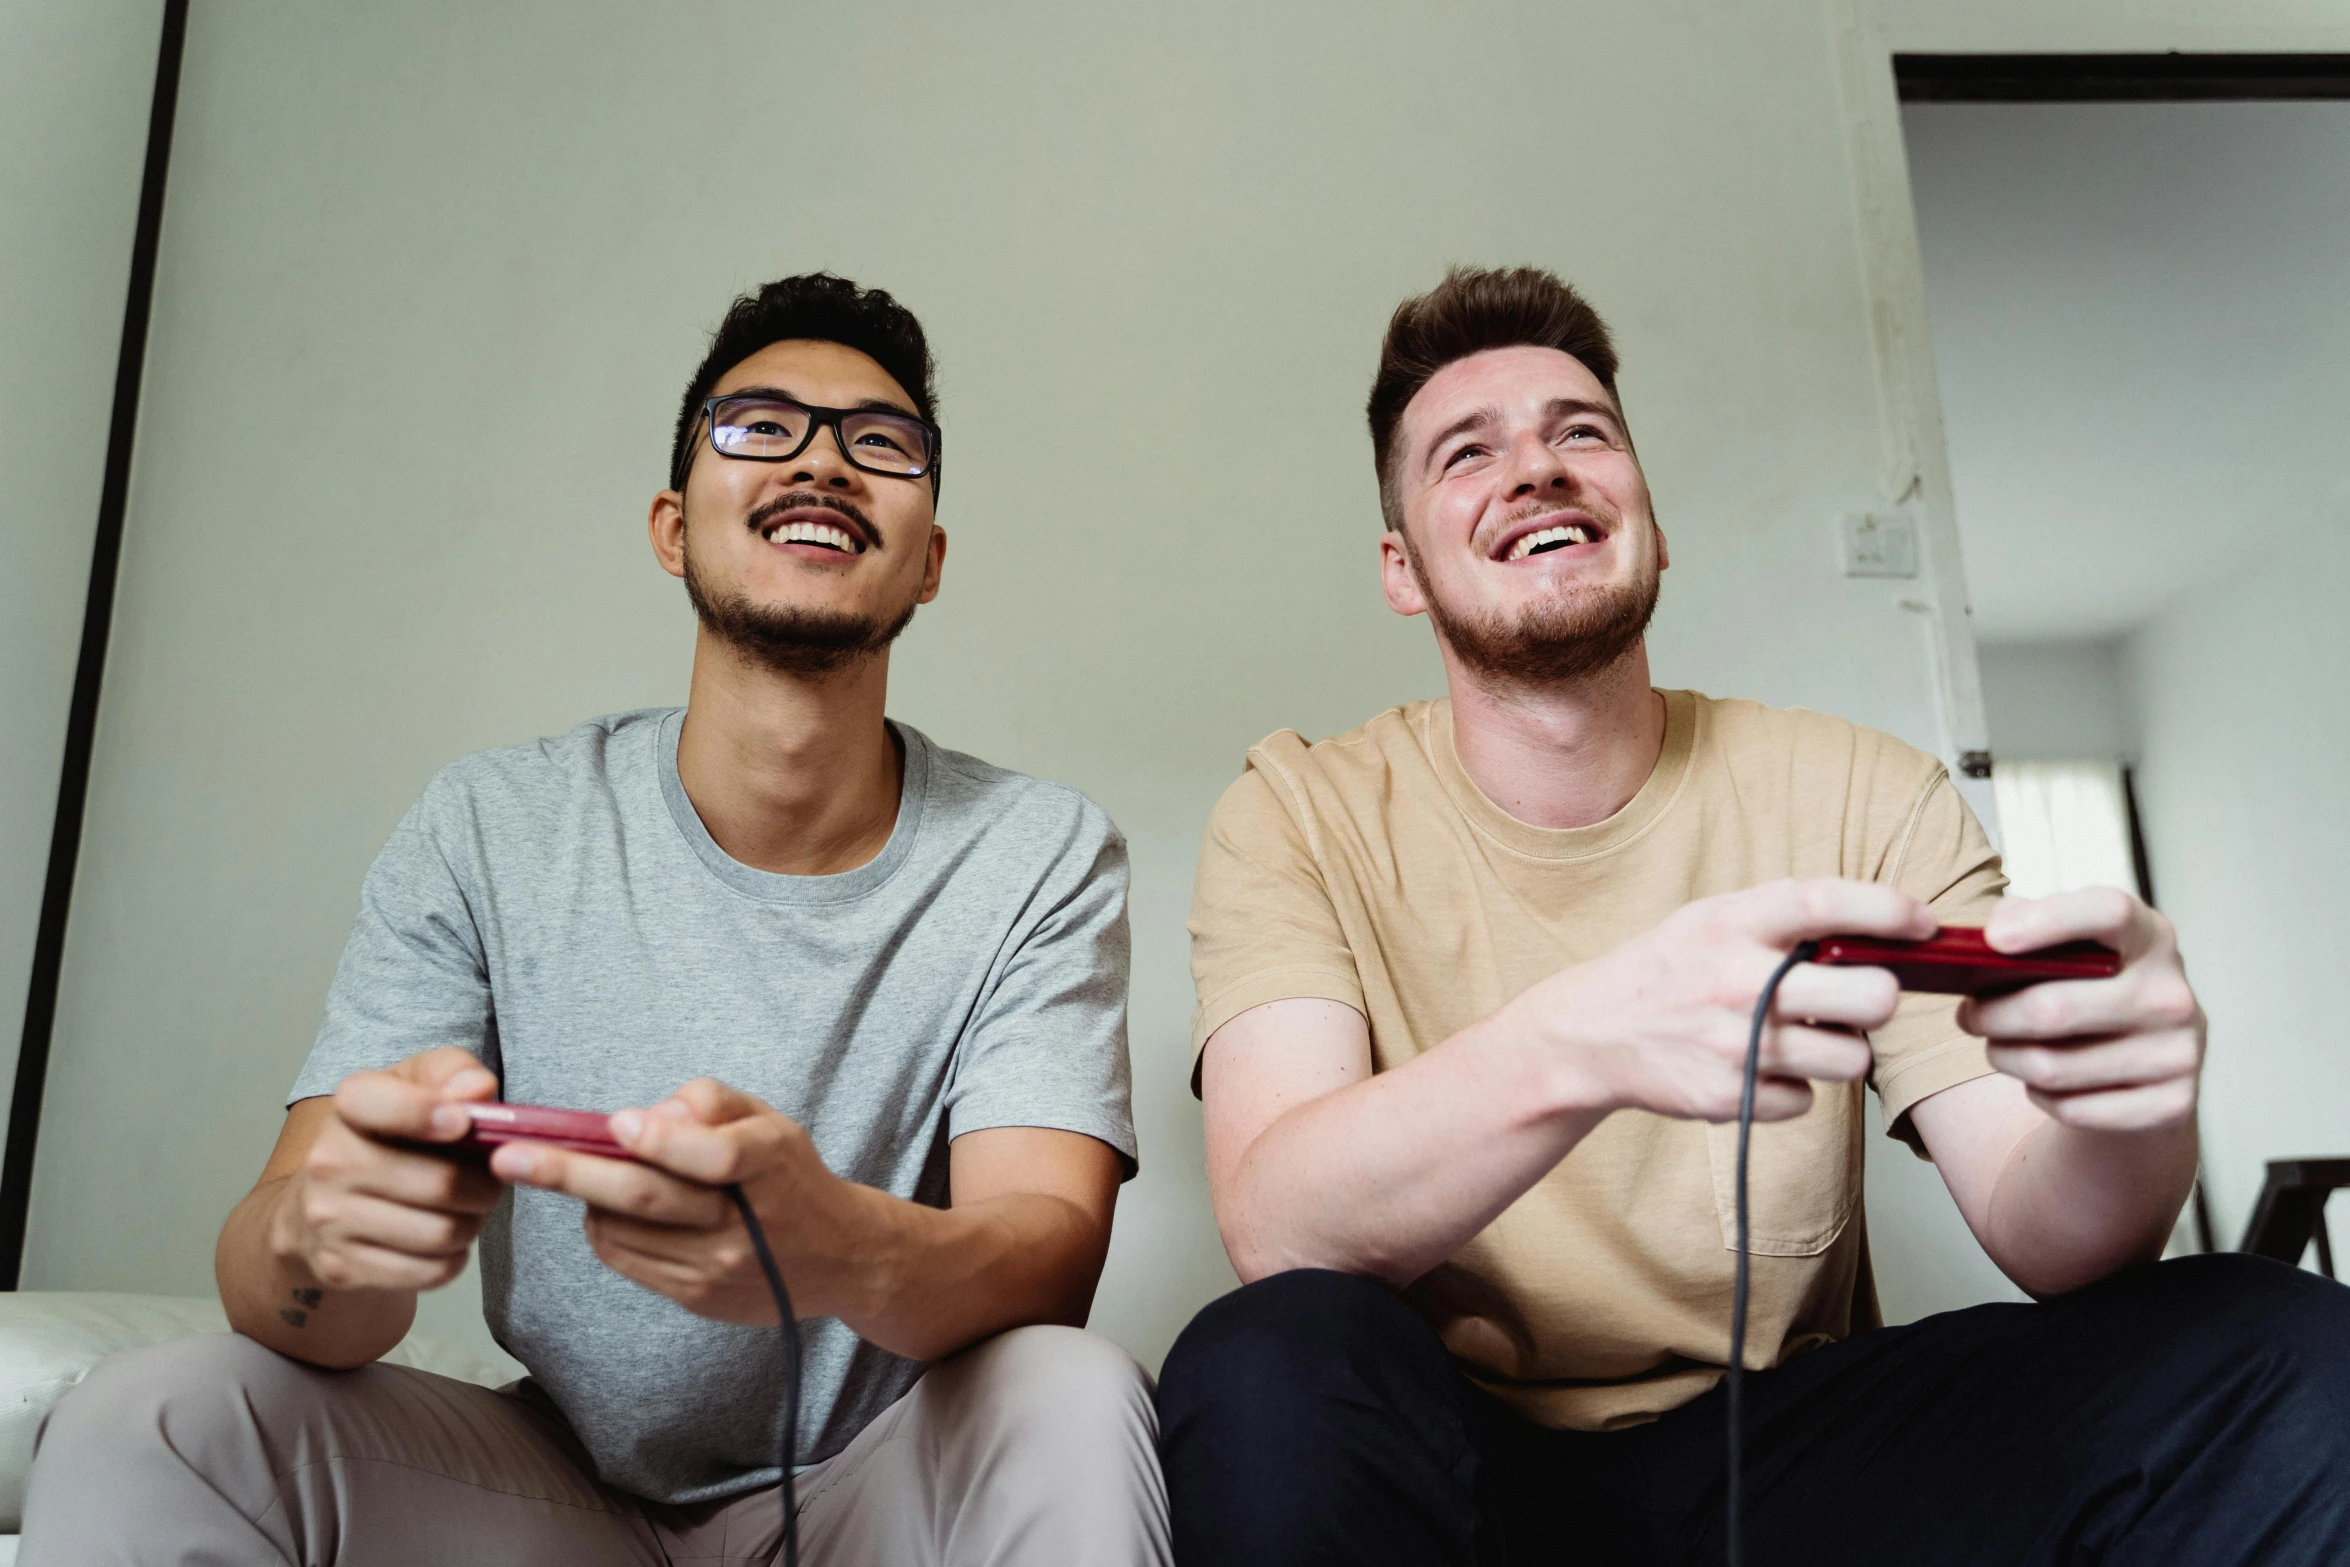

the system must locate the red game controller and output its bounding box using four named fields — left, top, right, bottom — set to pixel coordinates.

left=444, top=1103, right=637, bottom=1162
left=1811, top=926, right=2119, bottom=996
